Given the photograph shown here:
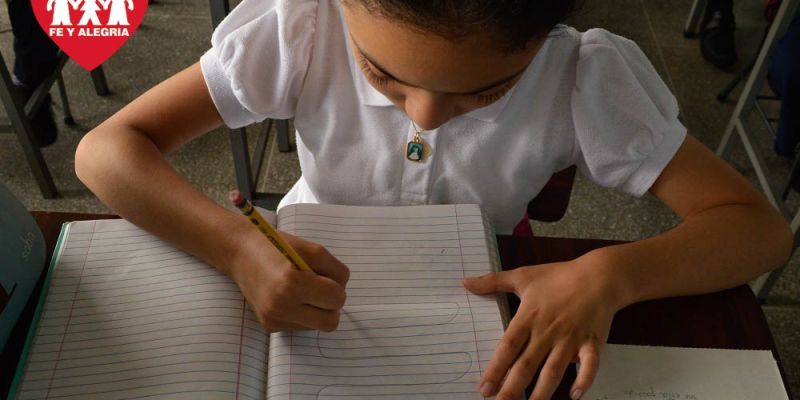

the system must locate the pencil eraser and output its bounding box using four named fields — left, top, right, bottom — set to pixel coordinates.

left=229, top=190, right=245, bottom=207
